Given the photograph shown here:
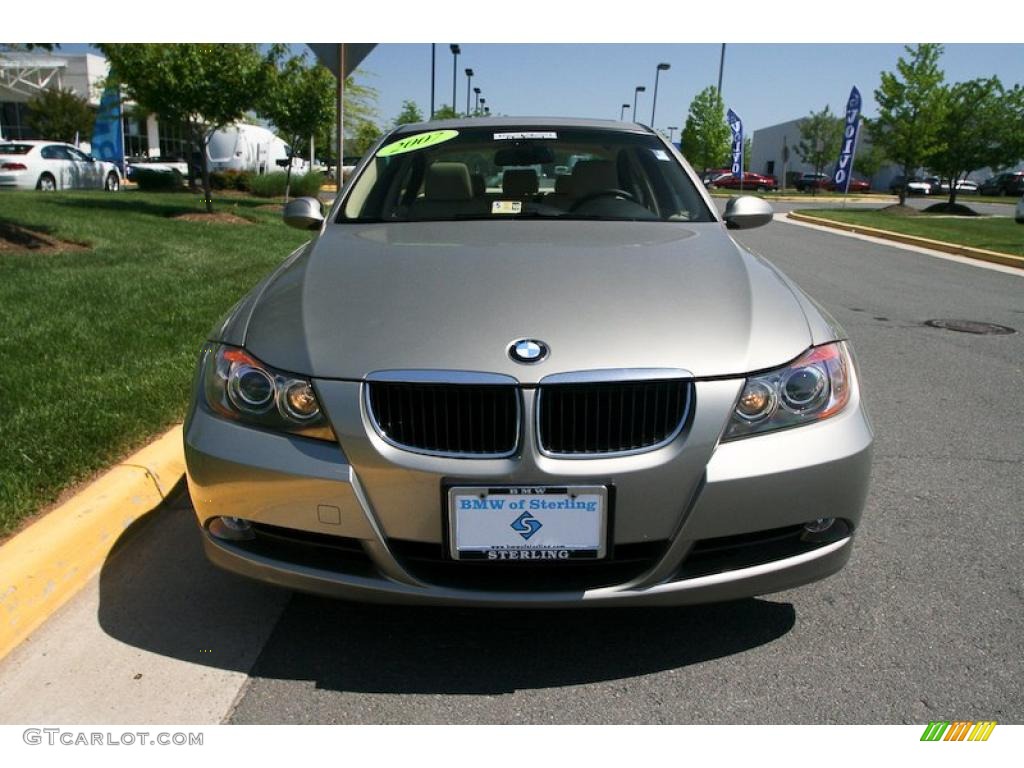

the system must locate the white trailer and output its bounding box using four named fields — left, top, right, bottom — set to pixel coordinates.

left=205, top=123, right=307, bottom=174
